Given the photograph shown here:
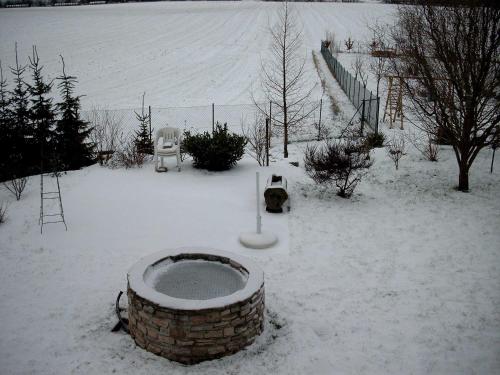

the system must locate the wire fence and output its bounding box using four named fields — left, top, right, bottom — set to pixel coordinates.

left=81, top=99, right=337, bottom=146
left=321, top=41, right=379, bottom=134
